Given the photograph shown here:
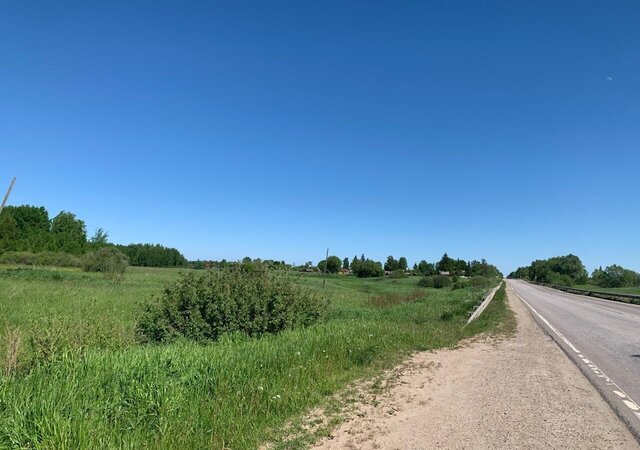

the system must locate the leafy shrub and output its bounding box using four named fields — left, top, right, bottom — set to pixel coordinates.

left=469, top=275, right=492, bottom=288
left=352, top=259, right=384, bottom=278
left=452, top=280, right=469, bottom=290
left=417, top=276, right=434, bottom=288
left=389, top=269, right=406, bottom=279
left=34, top=251, right=81, bottom=267
left=432, top=275, right=452, bottom=289
left=82, top=247, right=129, bottom=281
left=0, top=251, right=81, bottom=267
left=0, top=251, right=36, bottom=265
left=136, top=268, right=328, bottom=343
